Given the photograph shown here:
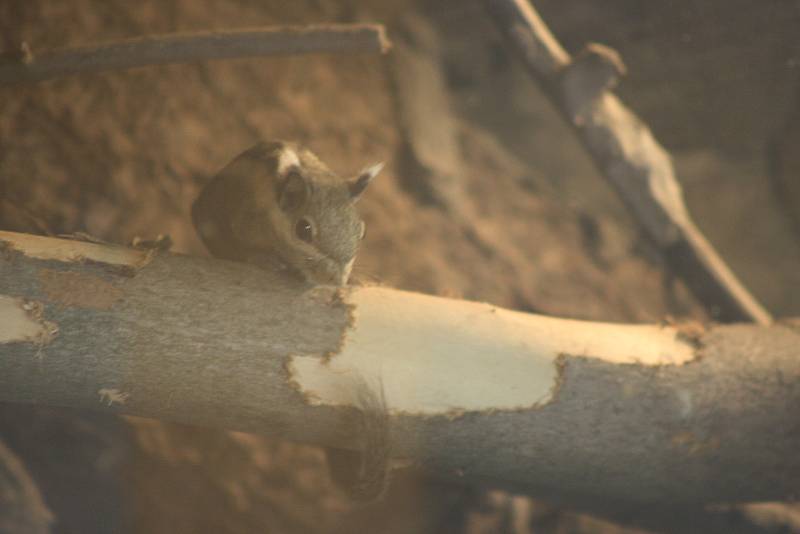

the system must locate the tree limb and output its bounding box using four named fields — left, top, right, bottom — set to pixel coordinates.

left=0, top=24, right=391, bottom=85
left=0, top=231, right=798, bottom=510
left=0, top=439, right=53, bottom=534
left=484, top=0, right=772, bottom=325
